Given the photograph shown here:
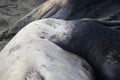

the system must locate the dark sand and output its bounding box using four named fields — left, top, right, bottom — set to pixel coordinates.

left=0, top=0, right=46, bottom=50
